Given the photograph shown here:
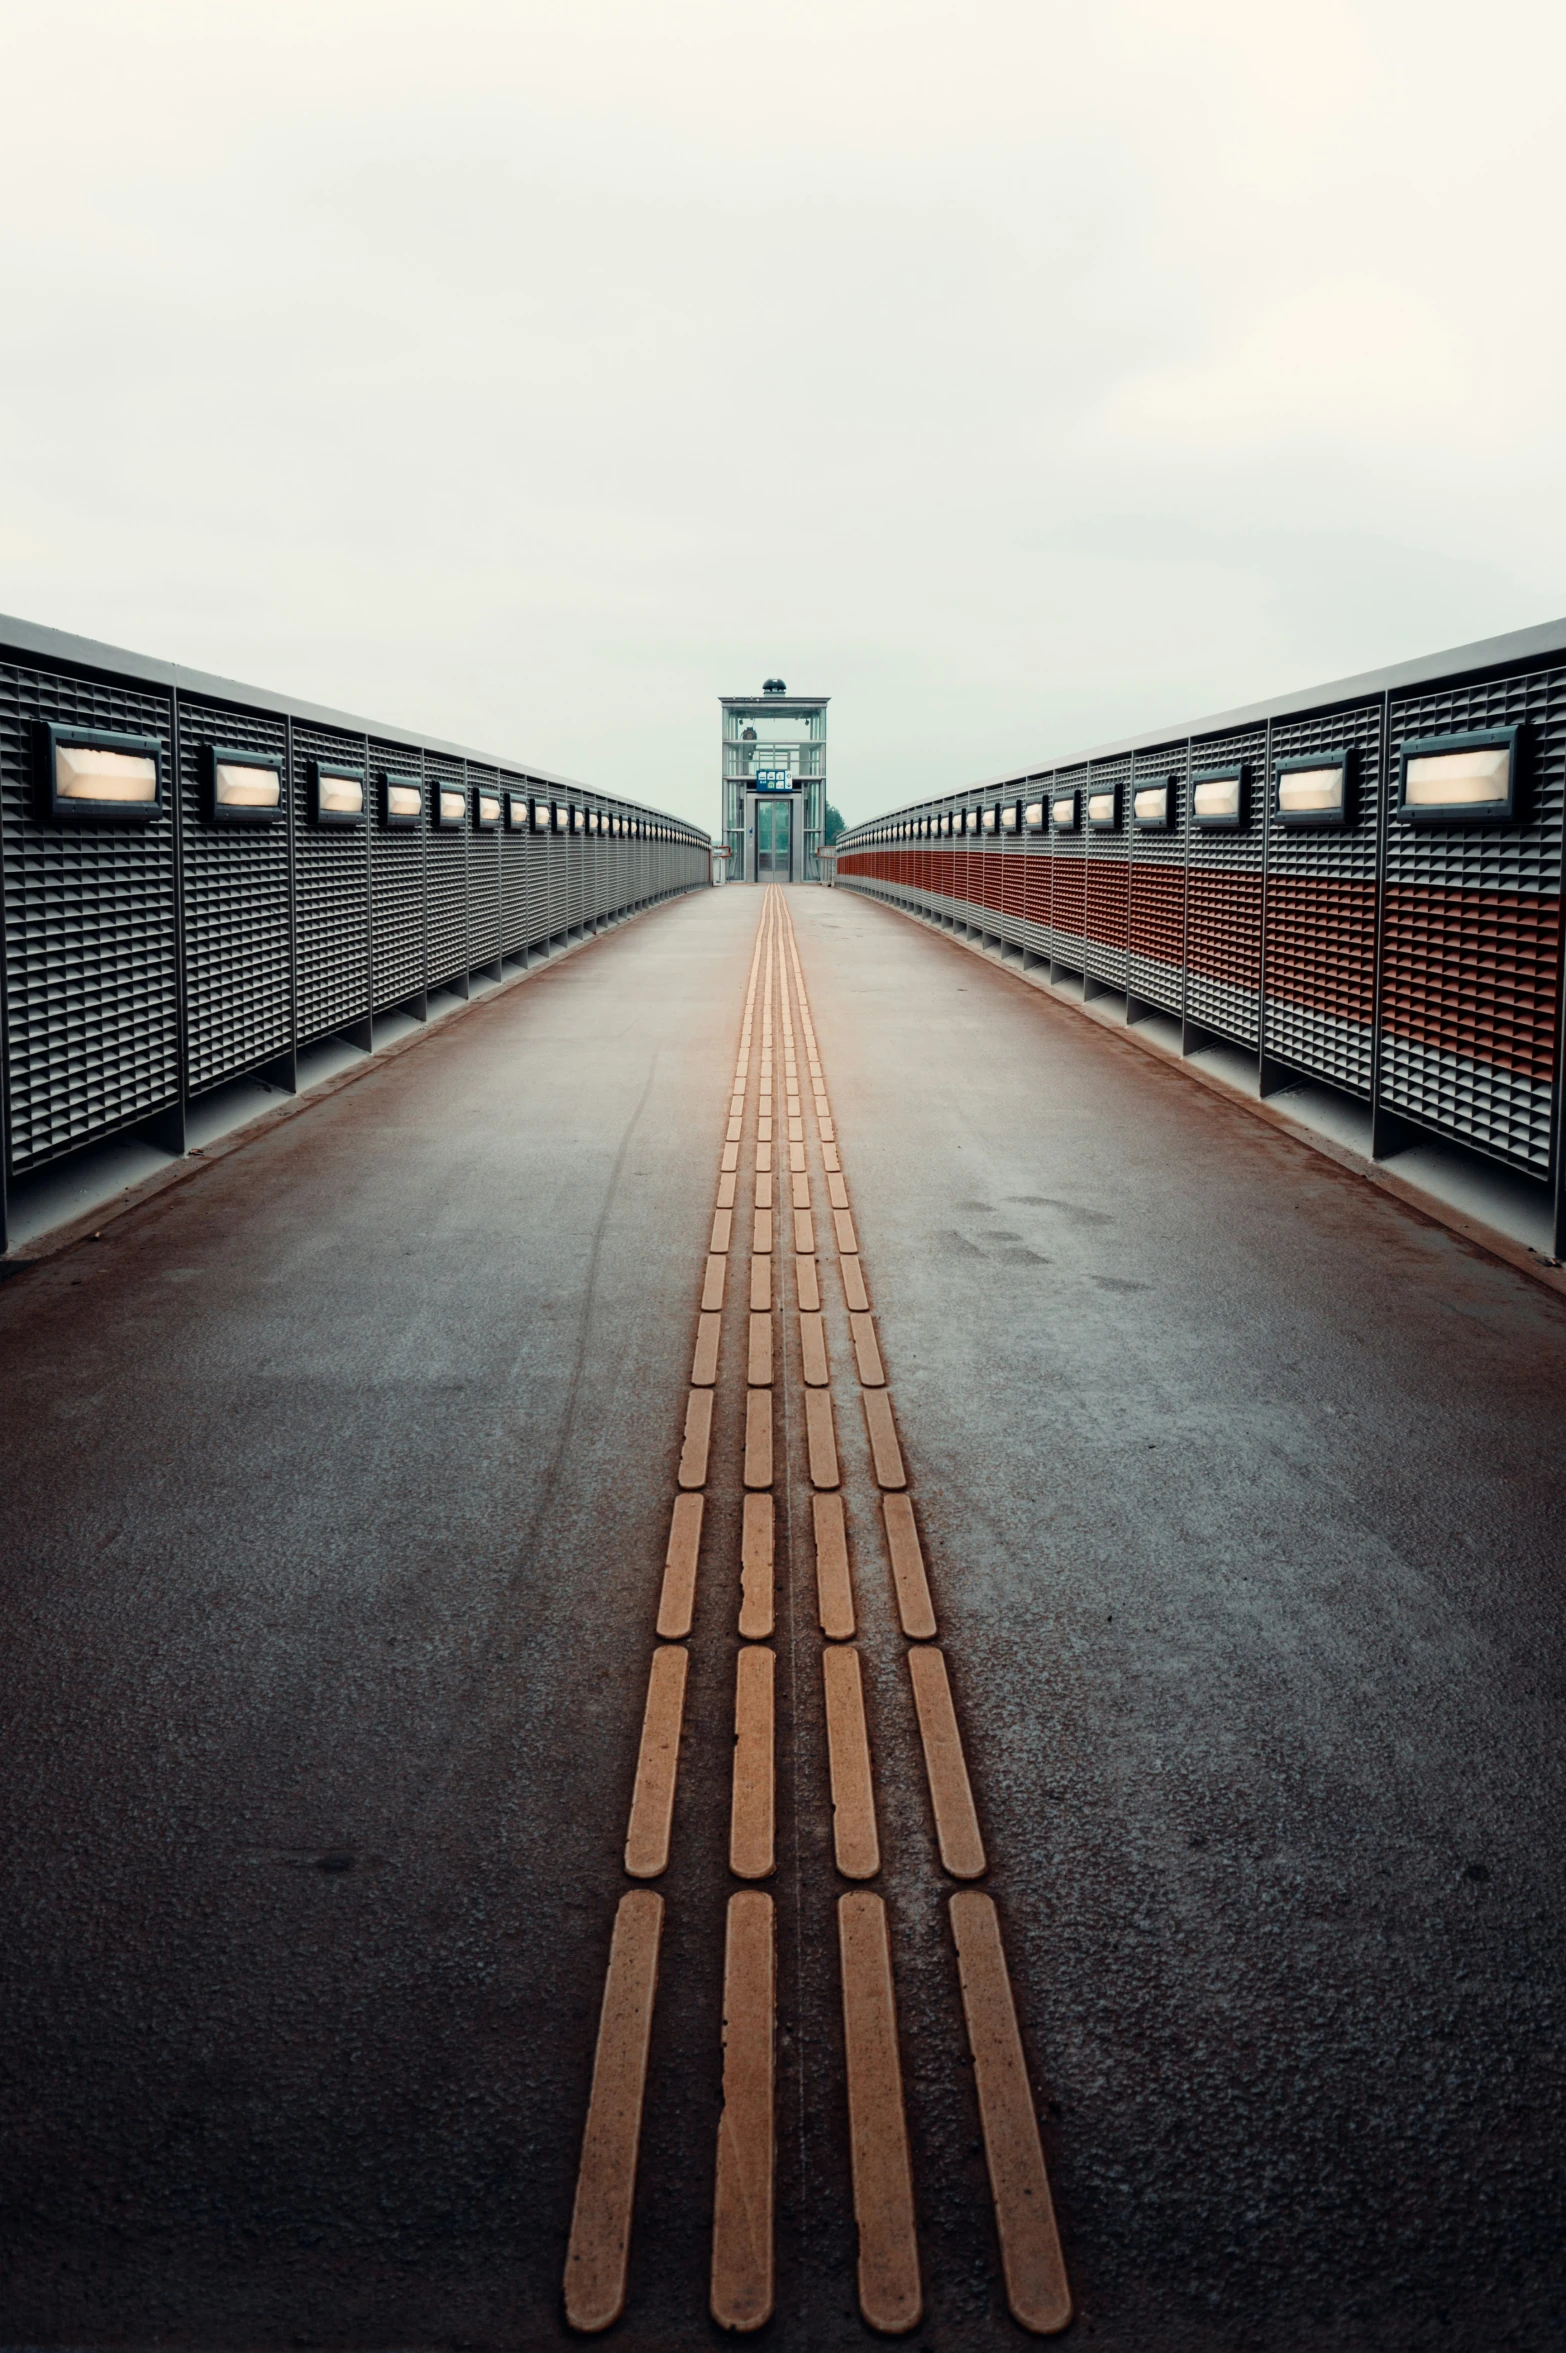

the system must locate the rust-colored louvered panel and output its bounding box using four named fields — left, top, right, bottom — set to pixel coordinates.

left=1185, top=871, right=1262, bottom=992
left=1127, top=863, right=1184, bottom=966
left=1264, top=875, right=1376, bottom=1027
left=1381, top=886, right=1560, bottom=1083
